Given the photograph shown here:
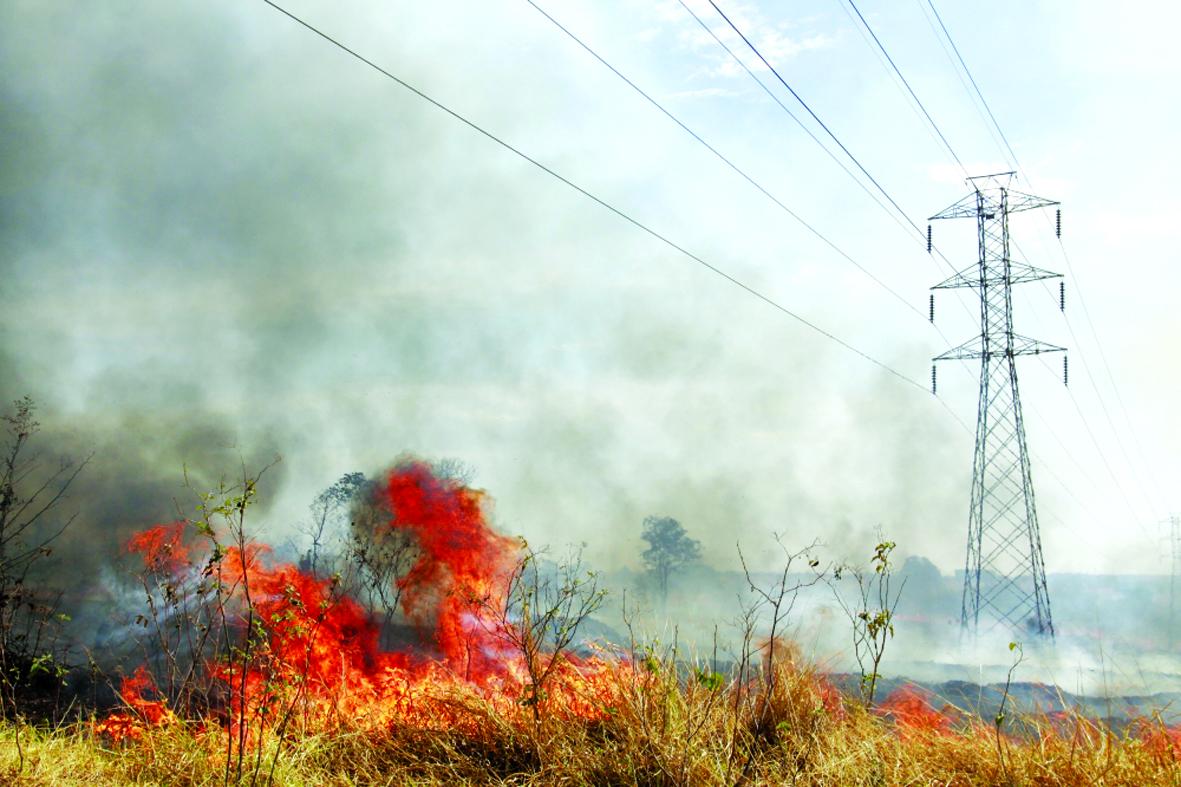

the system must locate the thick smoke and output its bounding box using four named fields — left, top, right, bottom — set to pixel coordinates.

left=2, top=2, right=1176, bottom=708
left=0, top=1, right=965, bottom=582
